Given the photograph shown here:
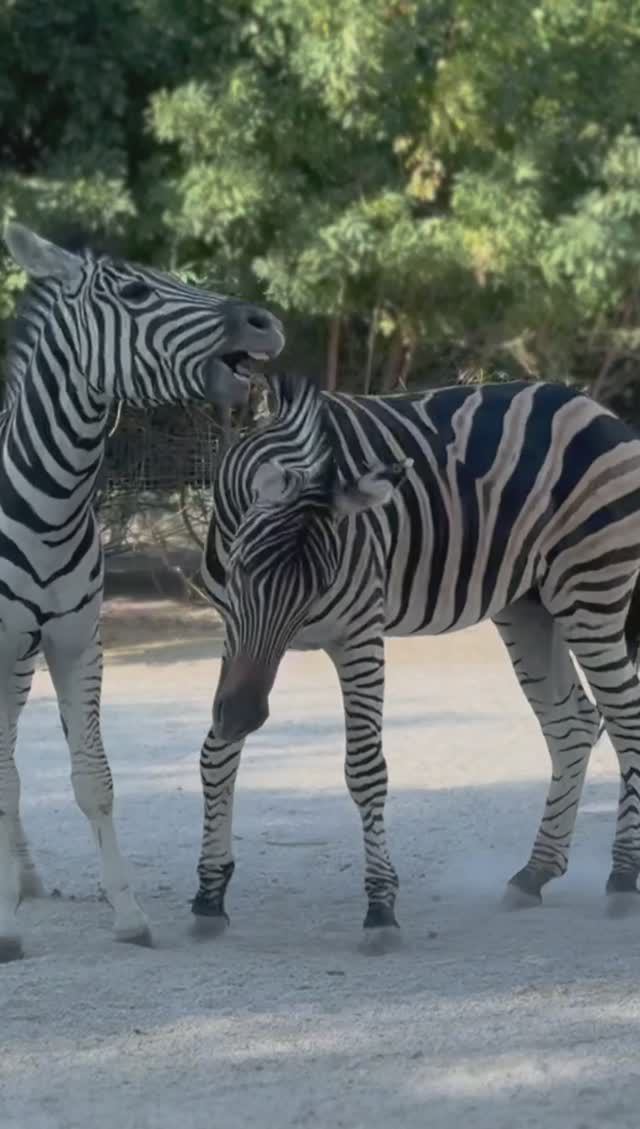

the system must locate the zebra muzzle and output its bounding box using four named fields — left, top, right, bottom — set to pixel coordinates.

left=203, top=355, right=252, bottom=407
left=213, top=654, right=274, bottom=742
